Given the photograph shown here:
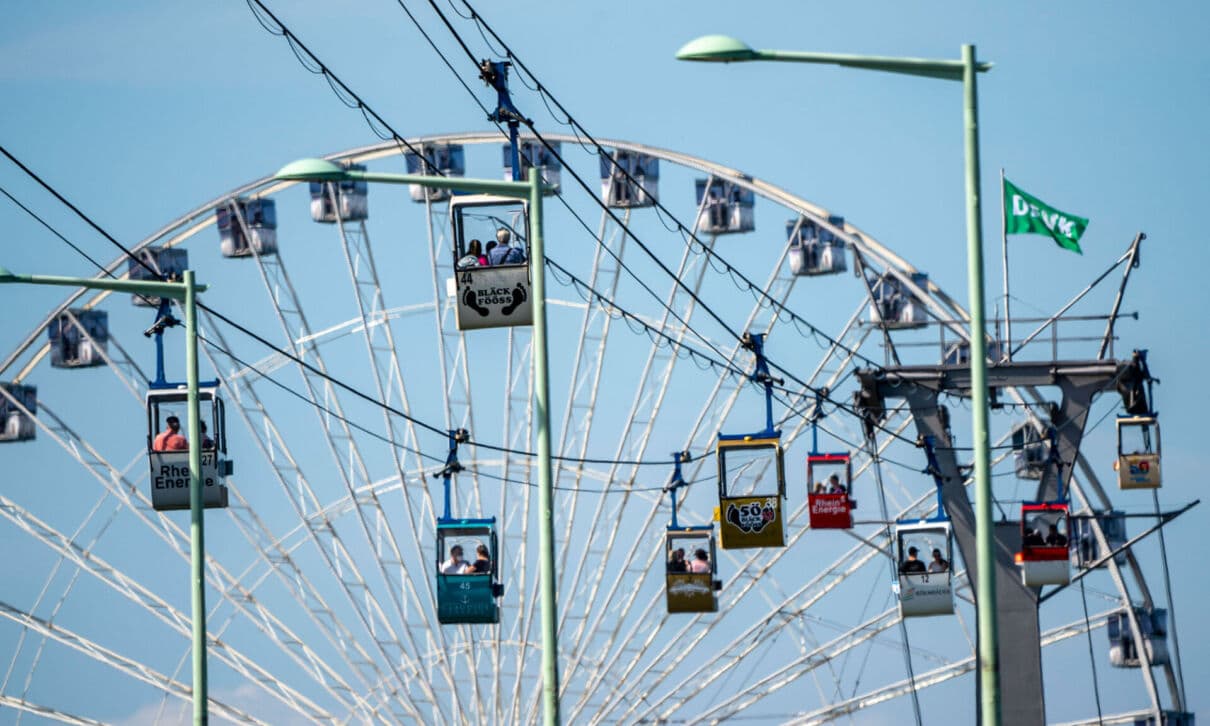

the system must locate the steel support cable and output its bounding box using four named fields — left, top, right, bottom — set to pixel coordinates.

left=1150, top=489, right=1187, bottom=710
left=1079, top=577, right=1106, bottom=725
